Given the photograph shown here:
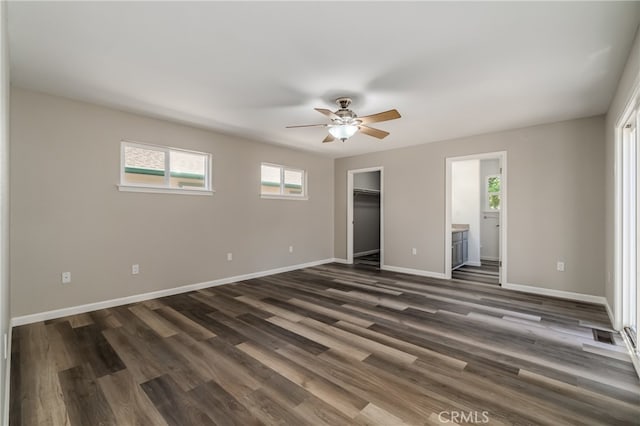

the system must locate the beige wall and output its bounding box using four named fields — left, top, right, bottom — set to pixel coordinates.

left=605, top=27, right=640, bottom=323
left=335, top=116, right=605, bottom=297
left=10, top=88, right=334, bottom=316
